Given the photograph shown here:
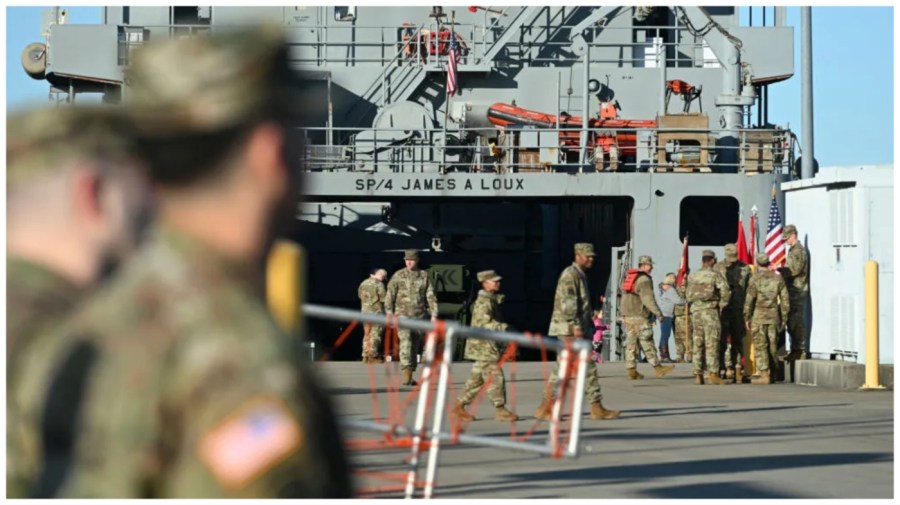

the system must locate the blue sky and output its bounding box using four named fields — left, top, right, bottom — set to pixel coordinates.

left=5, top=6, right=894, bottom=166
